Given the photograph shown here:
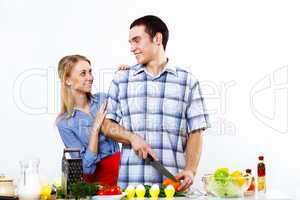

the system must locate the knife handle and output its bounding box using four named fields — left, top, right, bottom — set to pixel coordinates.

left=147, top=153, right=155, bottom=161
